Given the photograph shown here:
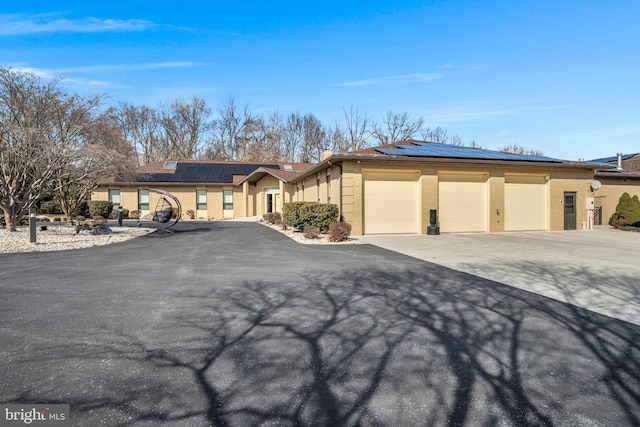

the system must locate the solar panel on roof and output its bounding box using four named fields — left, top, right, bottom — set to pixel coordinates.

left=130, top=162, right=282, bottom=183
left=376, top=142, right=563, bottom=163
left=588, top=153, right=637, bottom=163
